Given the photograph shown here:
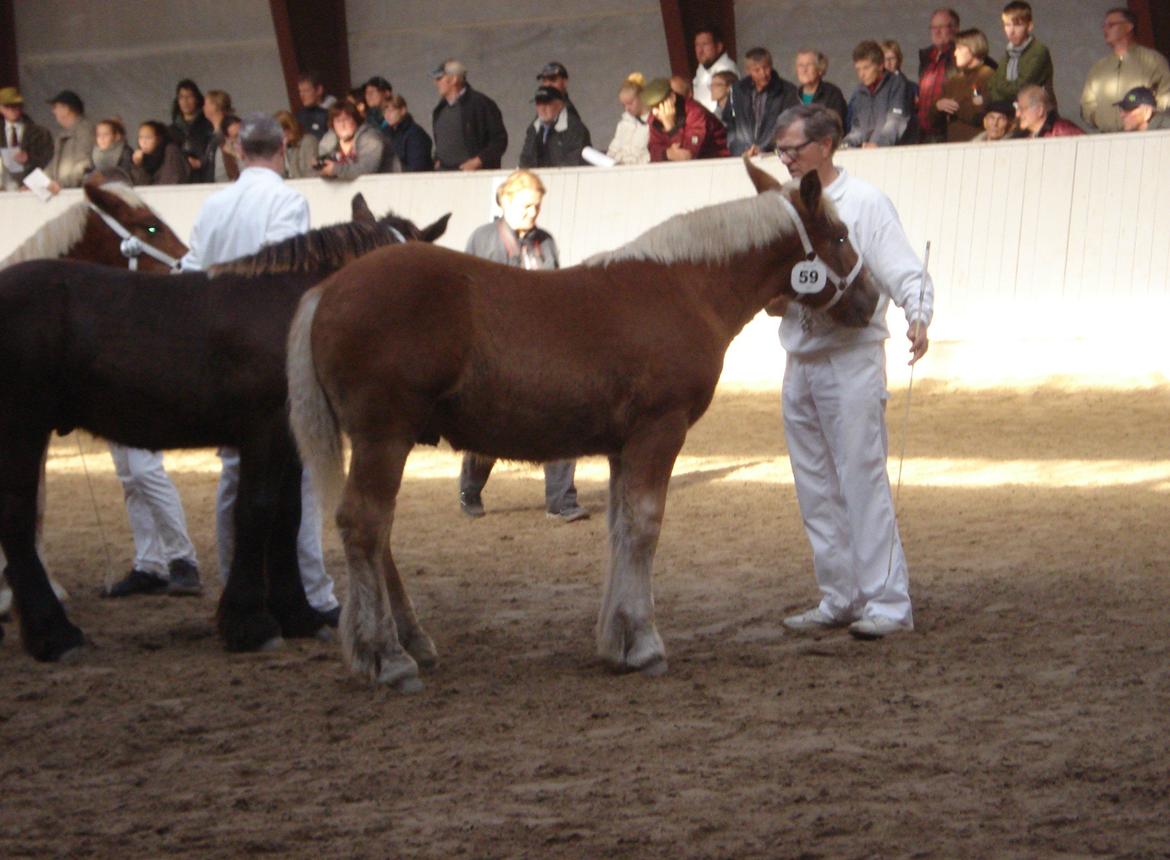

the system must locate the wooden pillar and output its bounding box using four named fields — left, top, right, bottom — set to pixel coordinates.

left=269, top=0, right=351, bottom=112
left=0, top=0, right=18, bottom=88
left=1129, top=0, right=1170, bottom=58
left=660, top=0, right=737, bottom=79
